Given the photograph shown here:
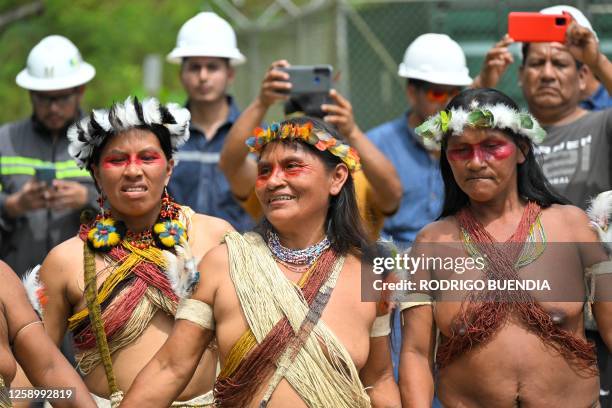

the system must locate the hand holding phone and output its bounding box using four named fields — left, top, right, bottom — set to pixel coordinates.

left=508, top=11, right=572, bottom=43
